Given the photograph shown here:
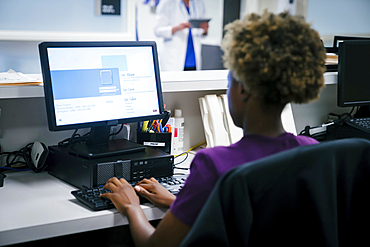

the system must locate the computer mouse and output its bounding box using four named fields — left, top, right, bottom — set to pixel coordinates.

left=31, top=141, right=49, bottom=169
